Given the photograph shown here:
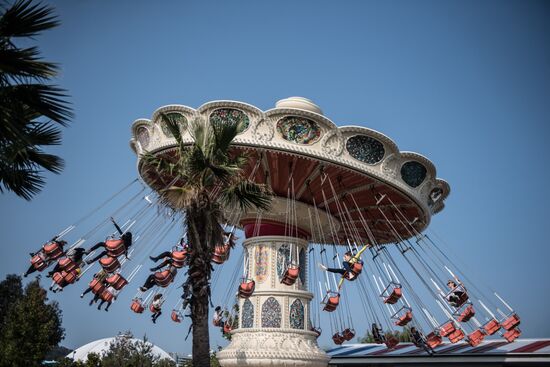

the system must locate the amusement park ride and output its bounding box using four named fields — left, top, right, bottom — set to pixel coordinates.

left=24, top=97, right=521, bottom=367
